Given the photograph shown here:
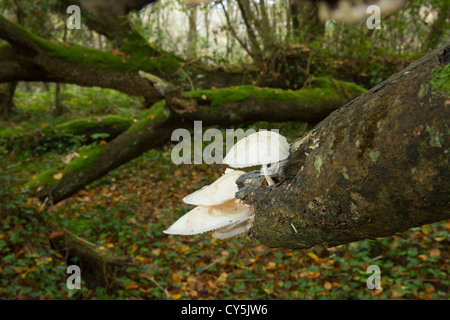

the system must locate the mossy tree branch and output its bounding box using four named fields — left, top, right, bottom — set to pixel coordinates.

left=27, top=79, right=365, bottom=203
left=57, top=0, right=156, bottom=51
left=0, top=14, right=181, bottom=106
